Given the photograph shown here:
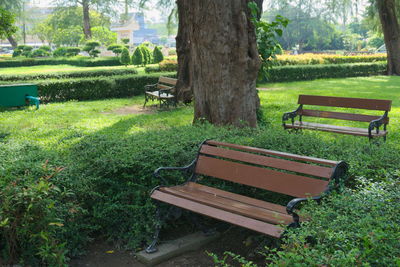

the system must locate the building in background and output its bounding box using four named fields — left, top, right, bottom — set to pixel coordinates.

left=111, top=13, right=159, bottom=46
